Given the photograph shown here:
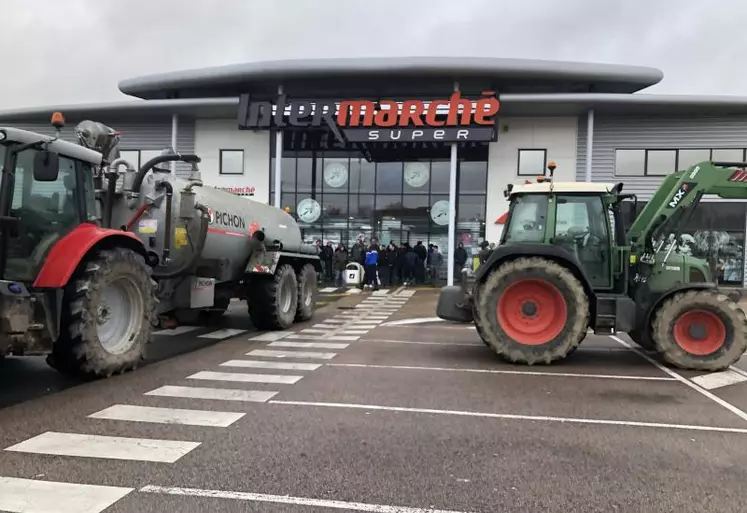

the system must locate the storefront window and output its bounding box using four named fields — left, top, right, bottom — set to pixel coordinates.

left=273, top=148, right=488, bottom=279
